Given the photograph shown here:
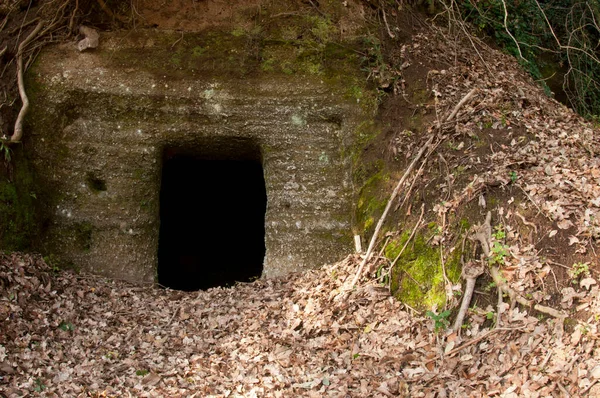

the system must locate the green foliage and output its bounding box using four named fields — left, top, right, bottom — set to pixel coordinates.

left=58, top=321, right=75, bottom=332
left=454, top=0, right=600, bottom=117
left=426, top=310, right=451, bottom=332
left=570, top=262, right=590, bottom=280
left=0, top=142, right=11, bottom=162
left=33, top=378, right=46, bottom=392
left=489, top=226, right=509, bottom=265
left=458, top=0, right=546, bottom=78
left=0, top=151, right=38, bottom=252
left=136, top=369, right=150, bottom=376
